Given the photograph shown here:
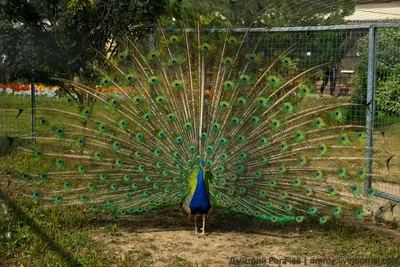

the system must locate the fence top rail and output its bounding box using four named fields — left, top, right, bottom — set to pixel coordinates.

left=163, top=23, right=400, bottom=33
